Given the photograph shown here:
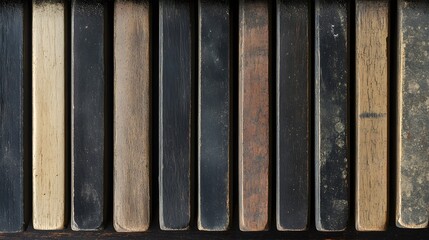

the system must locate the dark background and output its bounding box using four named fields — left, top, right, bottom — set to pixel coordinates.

left=1, top=0, right=428, bottom=239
